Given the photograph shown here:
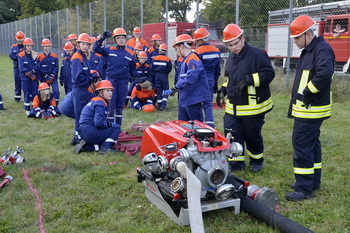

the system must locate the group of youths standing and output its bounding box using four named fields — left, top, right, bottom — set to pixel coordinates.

left=4, top=14, right=334, bottom=201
